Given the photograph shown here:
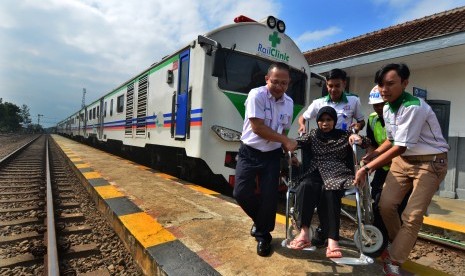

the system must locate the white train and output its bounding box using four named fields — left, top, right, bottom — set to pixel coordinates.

left=57, top=15, right=321, bottom=188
